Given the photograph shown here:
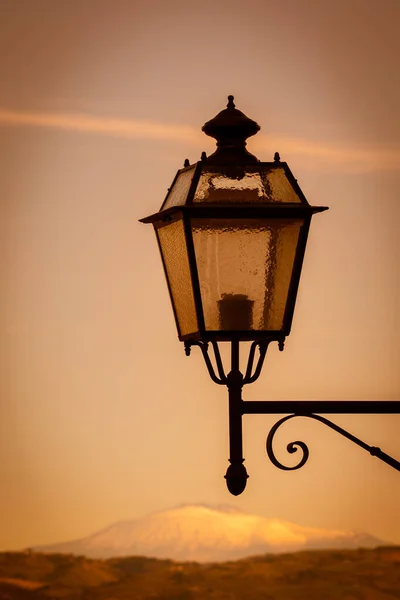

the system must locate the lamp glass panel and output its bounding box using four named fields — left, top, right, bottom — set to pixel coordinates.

left=156, top=218, right=198, bottom=336
left=162, top=166, right=196, bottom=210
left=266, top=167, right=302, bottom=203
left=193, top=166, right=302, bottom=204
left=191, top=218, right=304, bottom=332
